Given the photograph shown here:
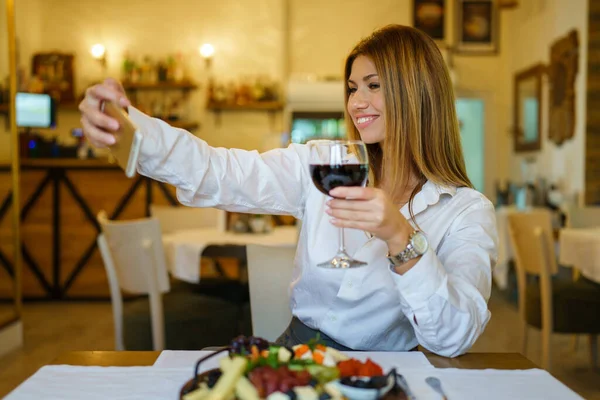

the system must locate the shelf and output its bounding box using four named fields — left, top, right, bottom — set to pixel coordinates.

left=206, top=100, right=284, bottom=112
left=122, top=81, right=199, bottom=91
